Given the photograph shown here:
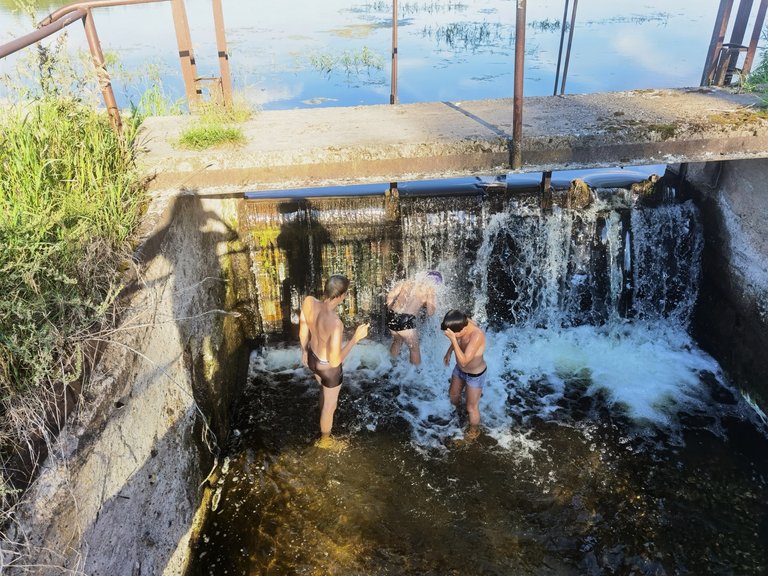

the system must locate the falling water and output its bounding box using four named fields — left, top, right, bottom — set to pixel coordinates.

left=190, top=175, right=768, bottom=575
